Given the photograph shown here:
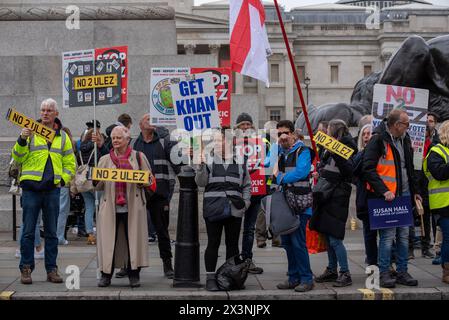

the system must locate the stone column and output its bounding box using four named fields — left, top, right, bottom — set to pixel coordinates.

left=380, top=52, right=392, bottom=68
left=284, top=53, right=294, bottom=121
left=208, top=44, right=220, bottom=65
left=235, top=72, right=244, bottom=94
left=185, top=44, right=196, bottom=55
